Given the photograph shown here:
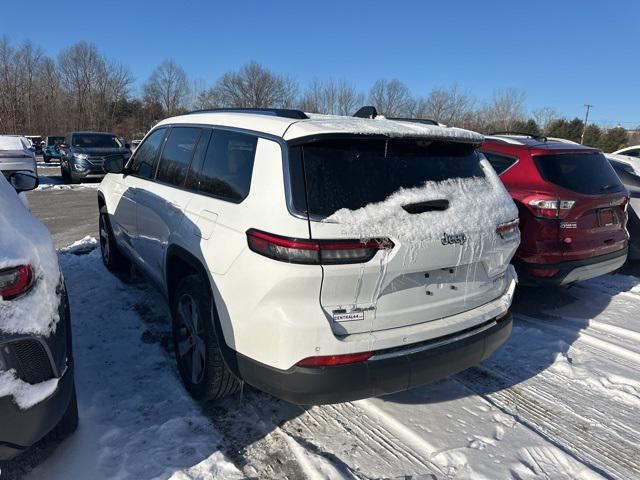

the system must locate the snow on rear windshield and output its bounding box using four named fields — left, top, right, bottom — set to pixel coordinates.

left=290, top=138, right=485, bottom=218
left=0, top=136, right=25, bottom=151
